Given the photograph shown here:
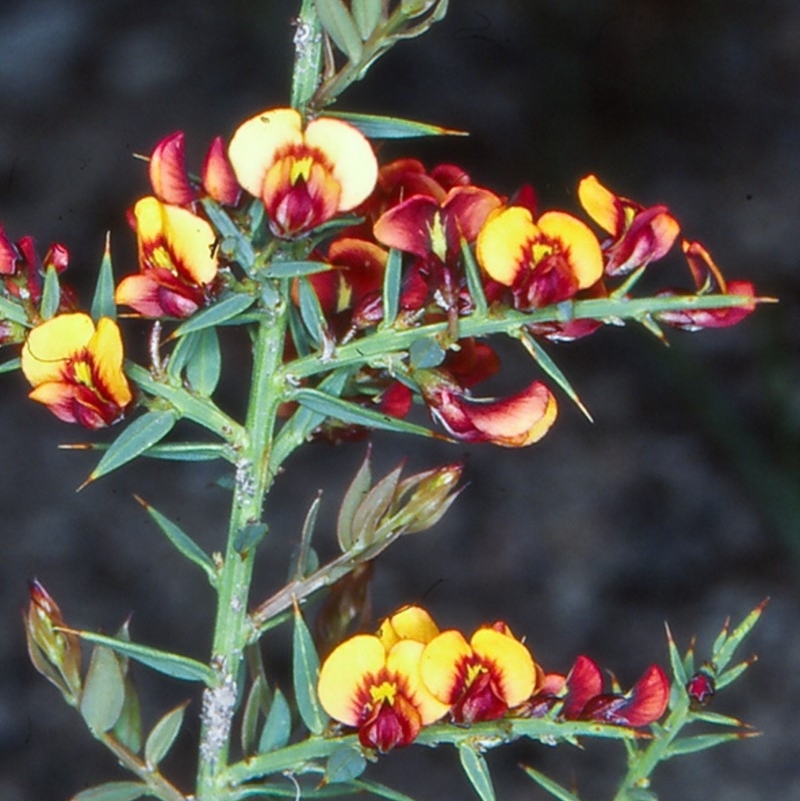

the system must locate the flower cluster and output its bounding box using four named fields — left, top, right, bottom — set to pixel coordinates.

left=0, top=107, right=757, bottom=440
left=317, top=605, right=669, bottom=752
